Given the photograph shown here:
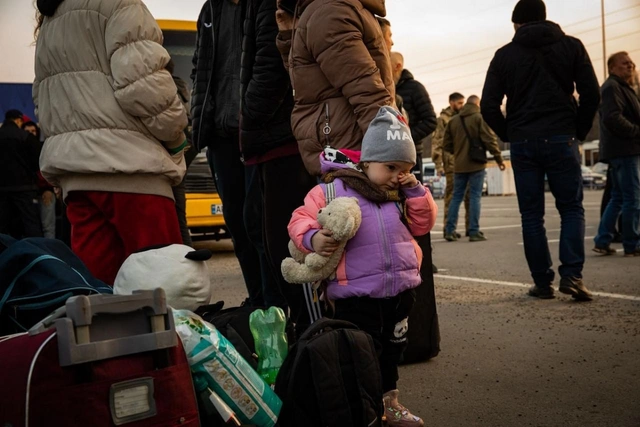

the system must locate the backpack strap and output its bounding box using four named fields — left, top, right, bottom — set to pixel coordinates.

left=324, top=181, right=336, bottom=204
